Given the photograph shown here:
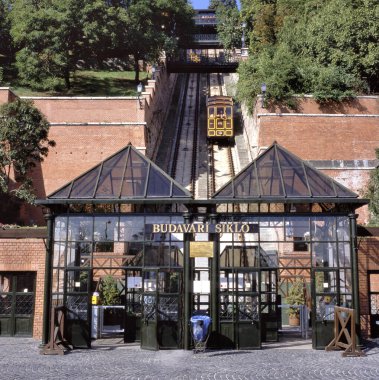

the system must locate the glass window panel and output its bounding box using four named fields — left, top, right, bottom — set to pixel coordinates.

left=54, top=217, right=68, bottom=241
left=52, top=269, right=64, bottom=293
left=121, top=149, right=148, bottom=197
left=305, top=166, right=336, bottom=196
left=233, top=169, right=260, bottom=197
left=260, top=271, right=277, bottom=293
left=316, top=295, right=336, bottom=321
left=172, top=183, right=190, bottom=197
left=285, top=216, right=310, bottom=242
left=14, top=273, right=34, bottom=293
left=67, top=242, right=92, bottom=267
left=68, top=217, right=93, bottom=241
left=143, top=271, right=157, bottom=292
left=118, top=216, right=144, bottom=242
left=220, top=245, right=233, bottom=267
left=259, top=217, right=284, bottom=241
left=171, top=243, right=184, bottom=267
left=337, top=217, right=350, bottom=241
left=339, top=269, right=352, bottom=293
left=340, top=294, right=353, bottom=309
left=277, top=149, right=310, bottom=197
left=95, top=150, right=128, bottom=198
left=158, top=271, right=180, bottom=293
left=51, top=294, right=64, bottom=308
left=233, top=245, right=258, bottom=268
left=312, top=242, right=338, bottom=267
left=49, top=183, right=72, bottom=199
left=66, top=295, right=88, bottom=320
left=176, top=184, right=191, bottom=197
left=124, top=242, right=144, bottom=266
left=53, top=242, right=66, bottom=268
left=260, top=243, right=279, bottom=268
left=94, top=216, right=117, bottom=241
left=147, top=168, right=171, bottom=196
left=256, top=148, right=284, bottom=196
left=144, top=242, right=165, bottom=266
left=70, top=166, right=100, bottom=198
left=335, top=182, right=357, bottom=197
left=311, top=217, right=336, bottom=241
left=315, top=271, right=337, bottom=293
left=145, top=216, right=171, bottom=242
left=66, top=270, right=89, bottom=292
left=338, top=243, right=351, bottom=268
